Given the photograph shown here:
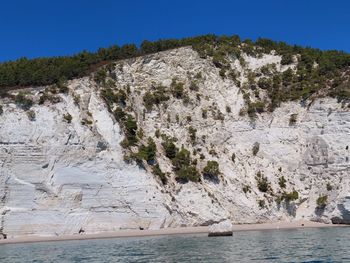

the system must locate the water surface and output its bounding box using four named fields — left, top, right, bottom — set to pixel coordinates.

left=0, top=227, right=349, bottom=262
